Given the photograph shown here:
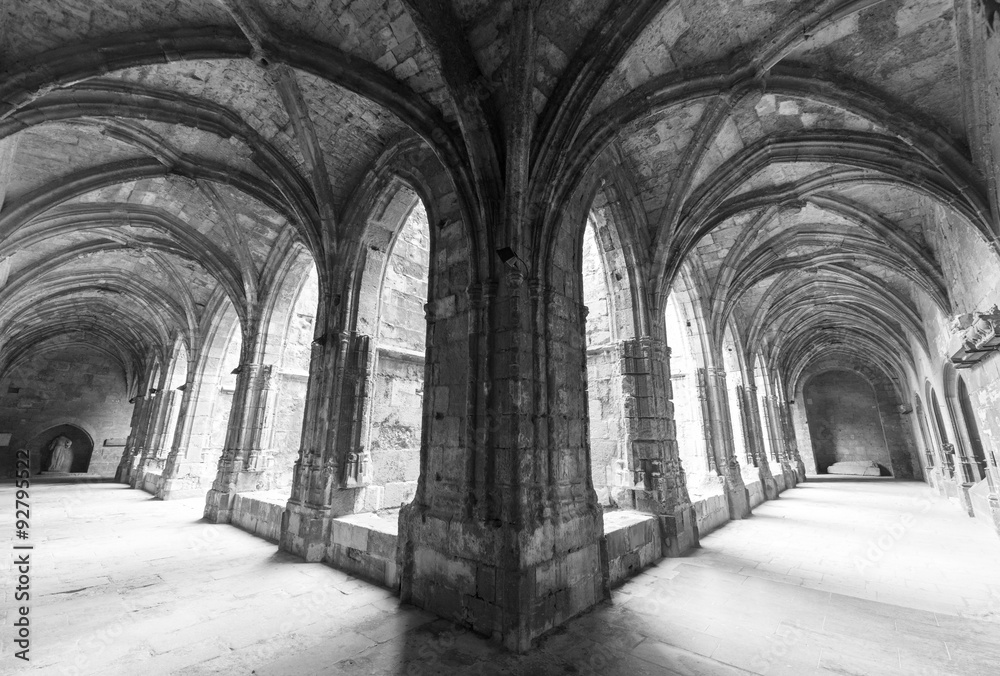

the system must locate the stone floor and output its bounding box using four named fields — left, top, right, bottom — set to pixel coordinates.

left=2, top=477, right=999, bottom=675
